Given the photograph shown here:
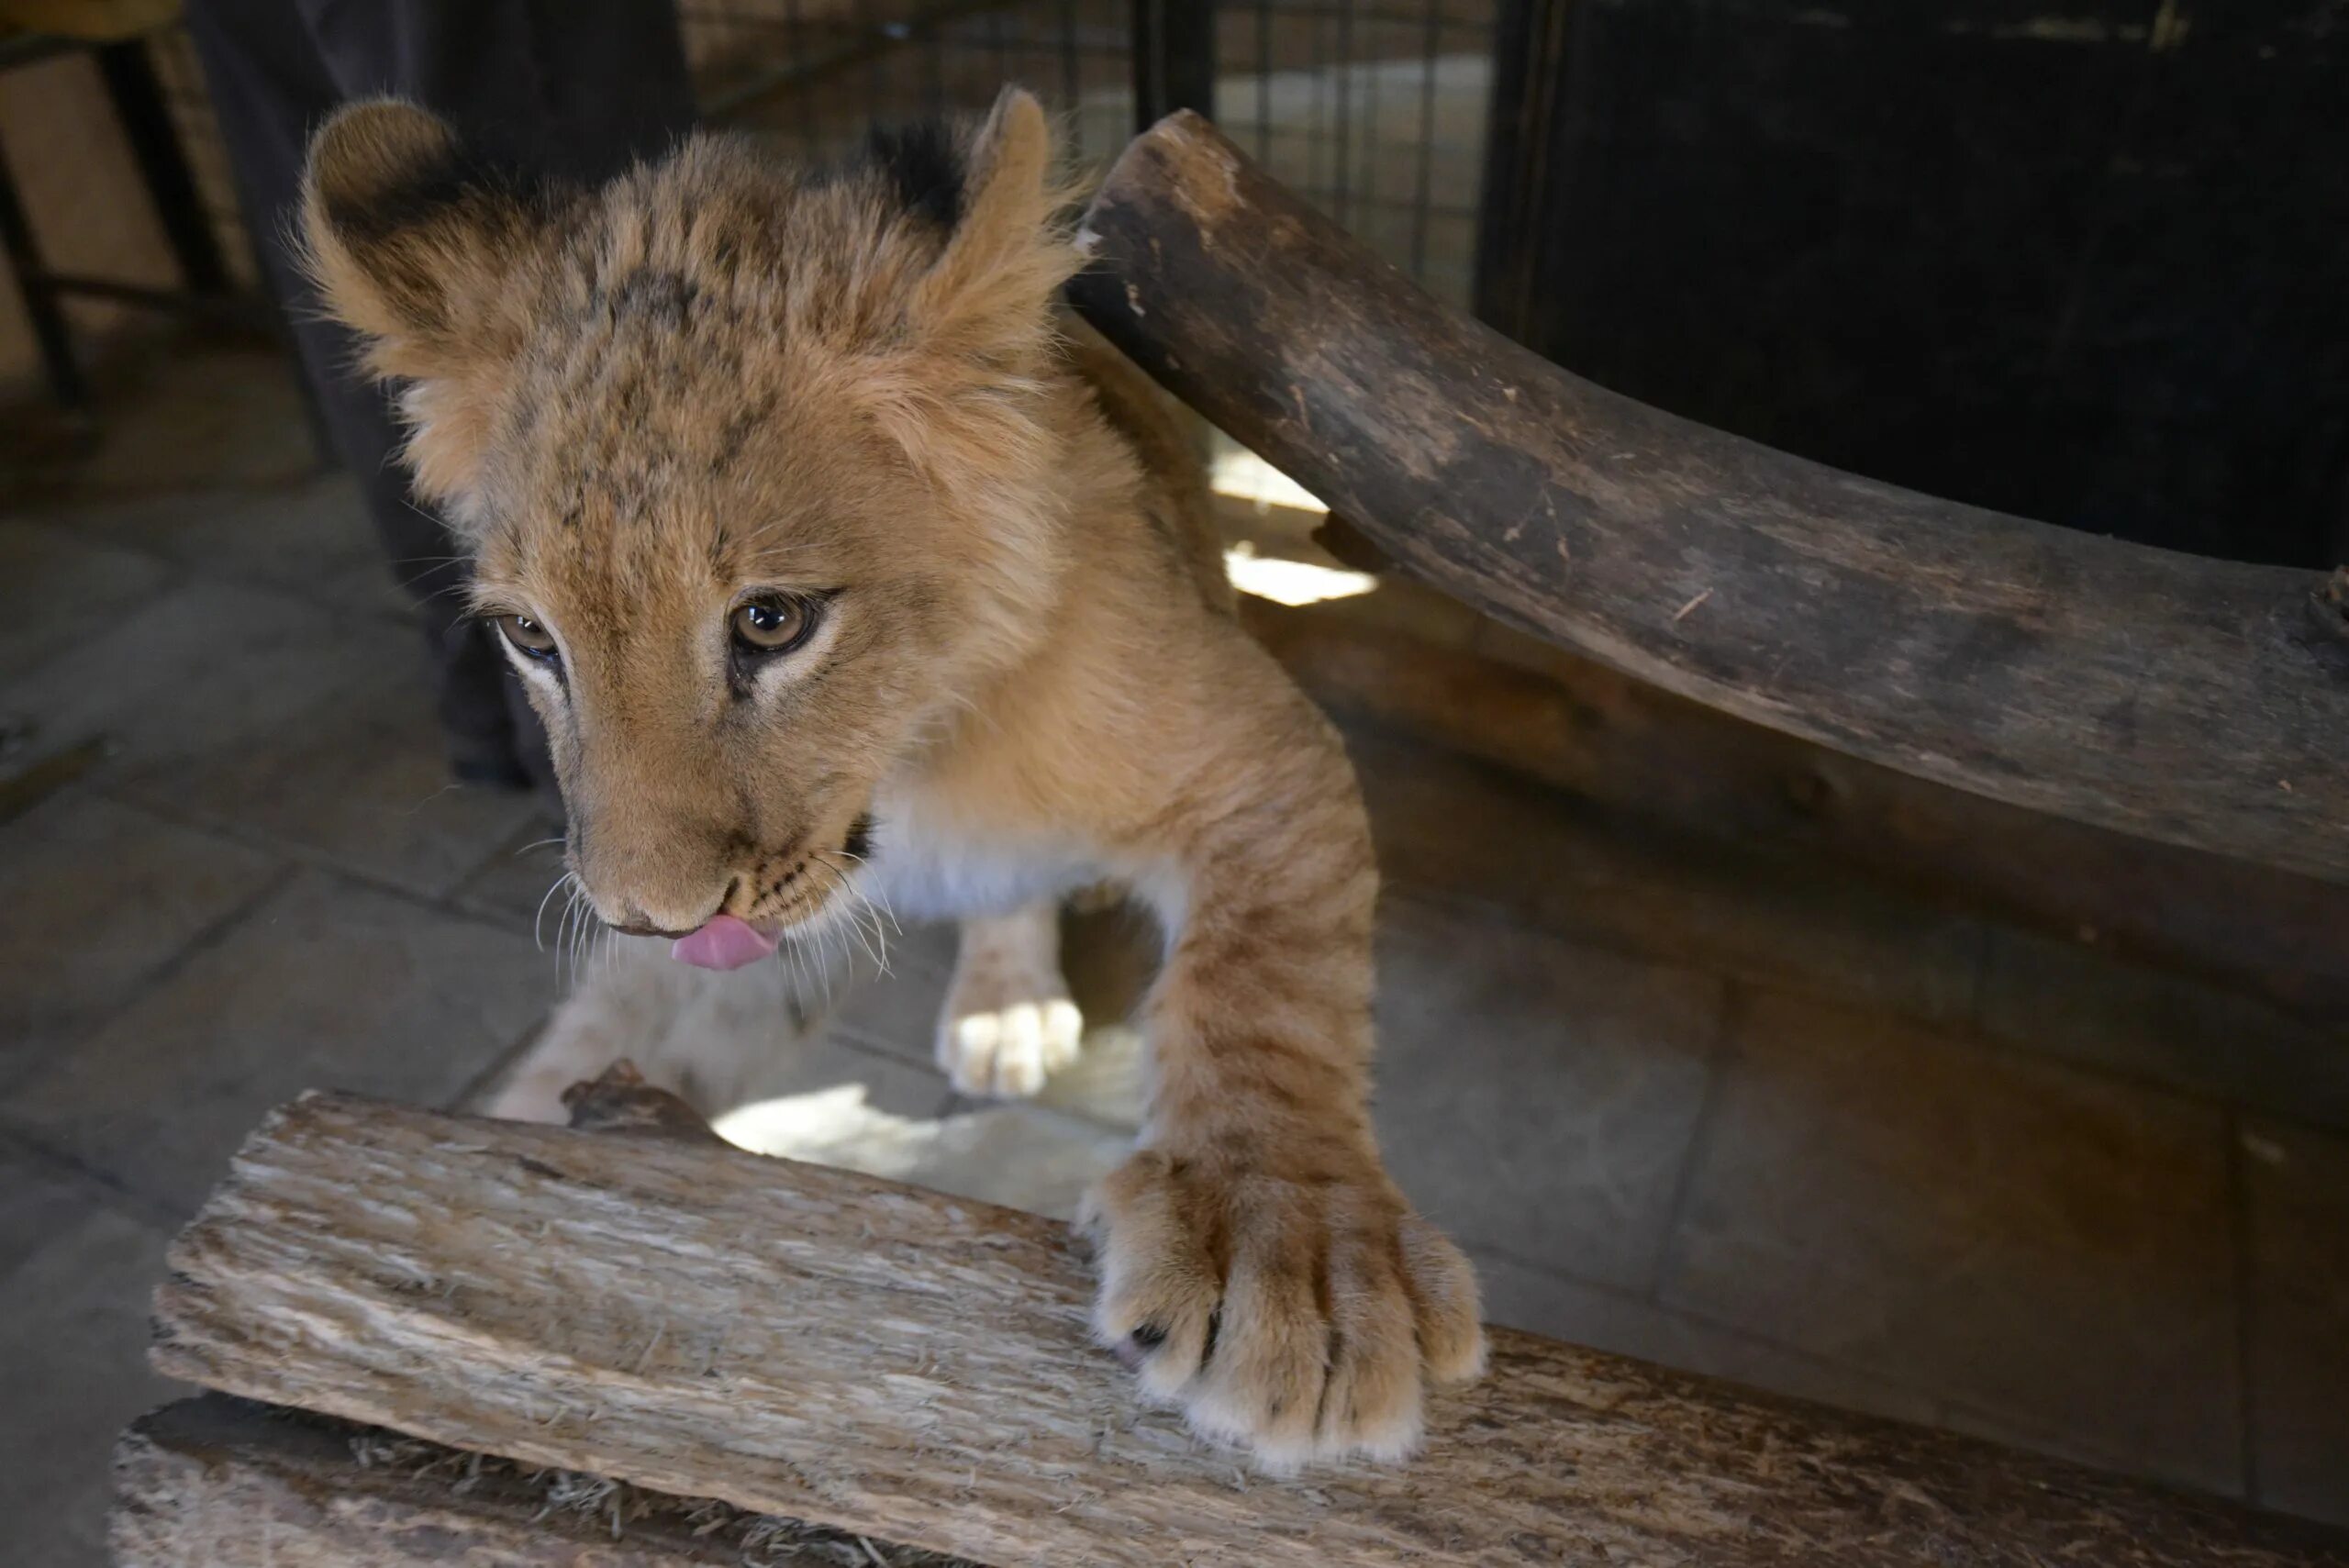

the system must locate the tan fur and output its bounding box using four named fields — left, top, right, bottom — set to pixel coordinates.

left=303, top=88, right=1482, bottom=1468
